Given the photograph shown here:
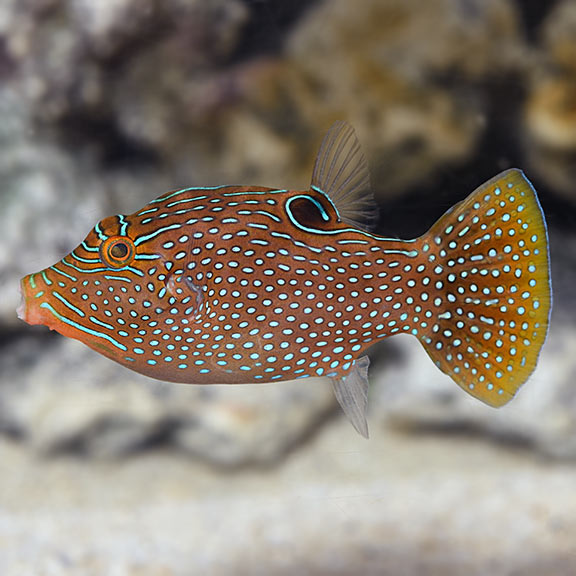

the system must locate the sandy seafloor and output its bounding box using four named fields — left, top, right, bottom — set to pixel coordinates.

left=1, top=417, right=575, bottom=576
